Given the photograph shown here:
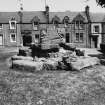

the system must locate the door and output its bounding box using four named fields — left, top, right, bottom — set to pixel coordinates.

left=65, top=33, right=70, bottom=43
left=0, top=35, right=3, bottom=45
left=93, top=36, right=98, bottom=48
left=23, top=35, right=32, bottom=46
